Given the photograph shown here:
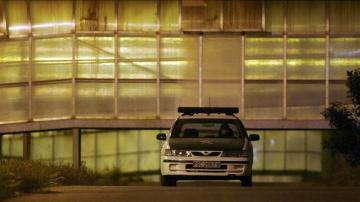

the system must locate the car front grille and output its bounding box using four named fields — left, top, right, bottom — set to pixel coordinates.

left=191, top=151, right=221, bottom=157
